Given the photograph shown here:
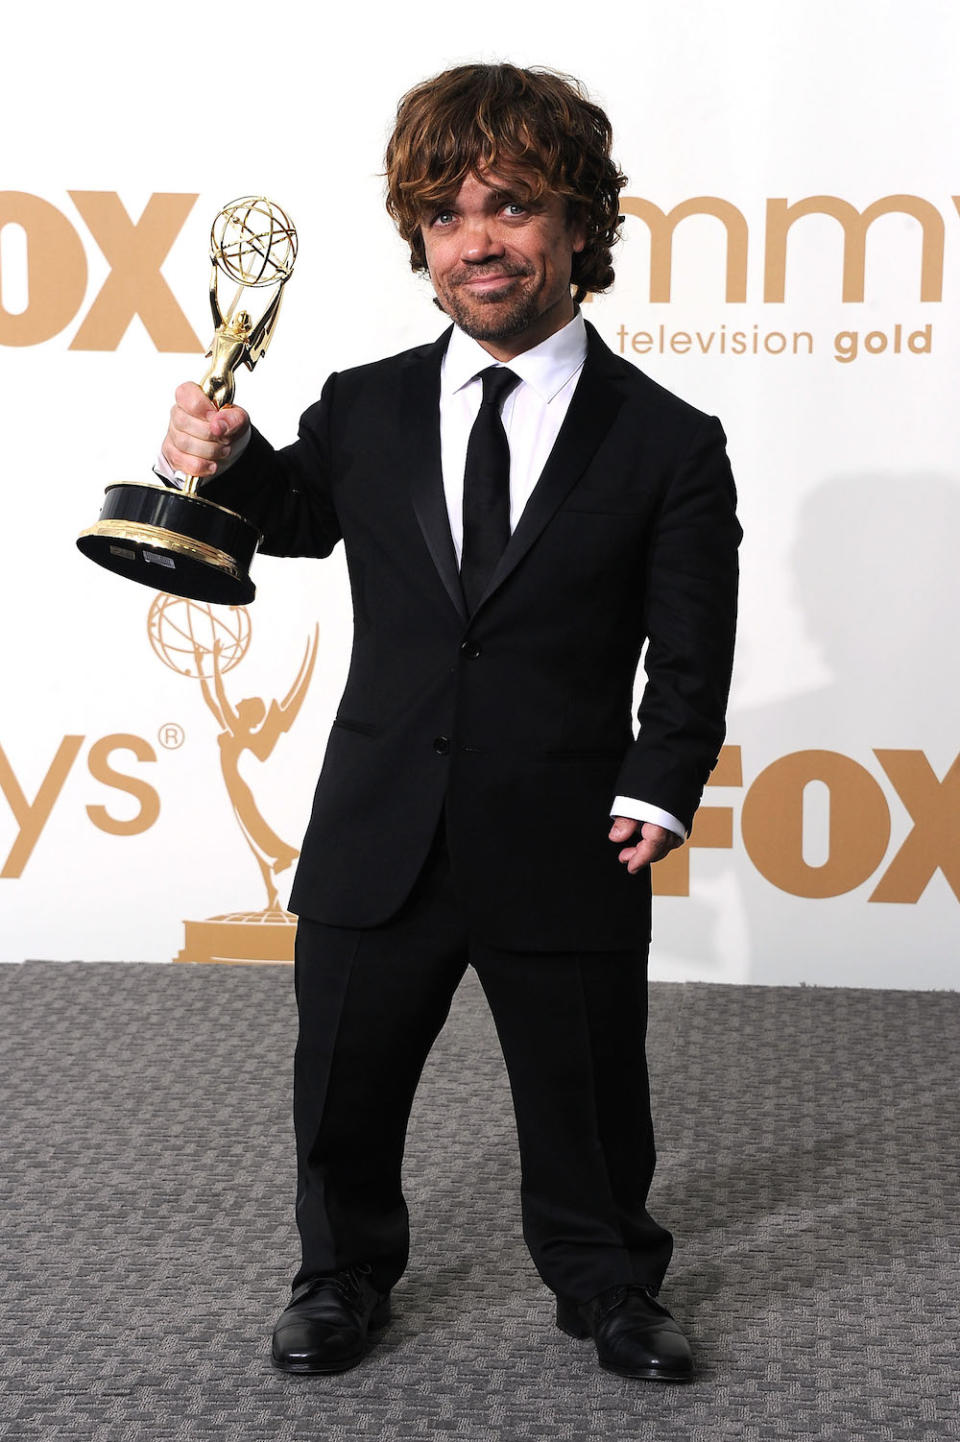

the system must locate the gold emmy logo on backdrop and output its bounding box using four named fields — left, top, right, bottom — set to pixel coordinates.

left=77, top=197, right=298, bottom=604
left=147, top=593, right=318, bottom=964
